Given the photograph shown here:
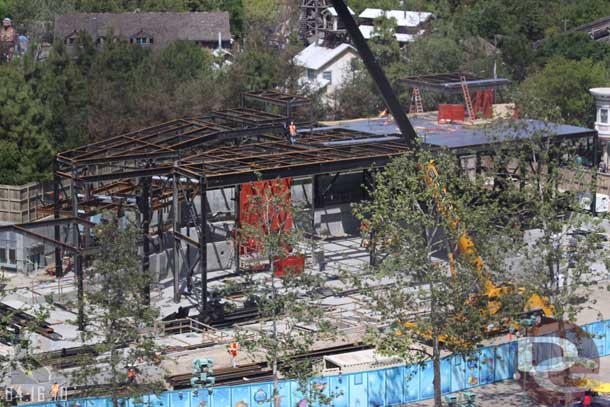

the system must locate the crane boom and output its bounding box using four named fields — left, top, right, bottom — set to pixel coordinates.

left=330, top=0, right=418, bottom=145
